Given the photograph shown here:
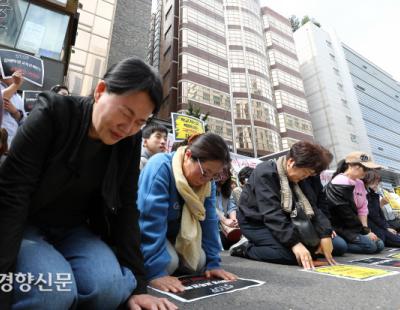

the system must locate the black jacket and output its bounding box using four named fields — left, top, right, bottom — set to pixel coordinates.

left=367, top=189, right=388, bottom=240
left=324, top=182, right=366, bottom=242
left=0, top=92, right=147, bottom=308
left=238, top=160, right=332, bottom=248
